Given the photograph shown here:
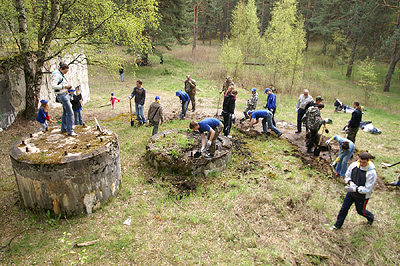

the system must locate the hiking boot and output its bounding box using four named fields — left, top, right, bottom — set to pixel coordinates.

left=277, top=132, right=282, bottom=138
left=367, top=219, right=374, bottom=225
left=68, top=132, right=77, bottom=136
left=389, top=181, right=400, bottom=186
